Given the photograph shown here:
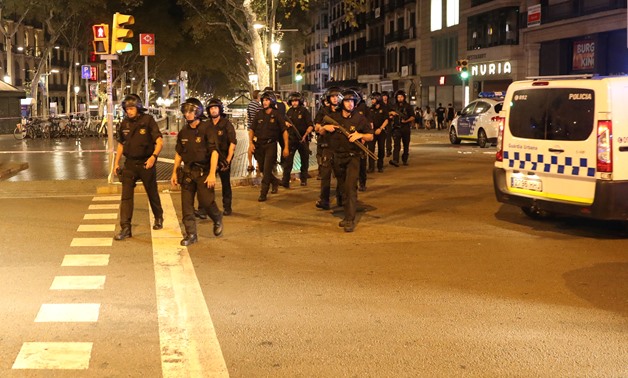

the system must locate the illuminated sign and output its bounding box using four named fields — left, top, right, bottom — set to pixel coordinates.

left=573, top=40, right=595, bottom=71
left=470, top=61, right=512, bottom=77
